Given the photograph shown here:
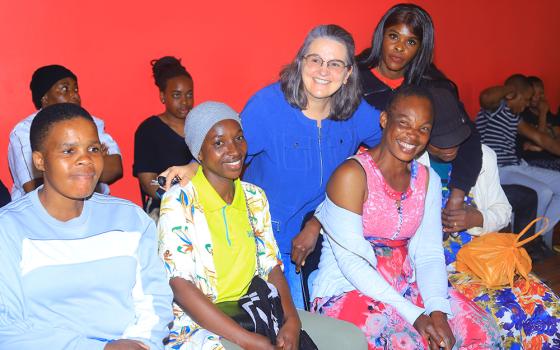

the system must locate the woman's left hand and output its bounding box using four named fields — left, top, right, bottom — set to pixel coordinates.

left=276, top=316, right=301, bottom=350
left=430, top=311, right=455, bottom=350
